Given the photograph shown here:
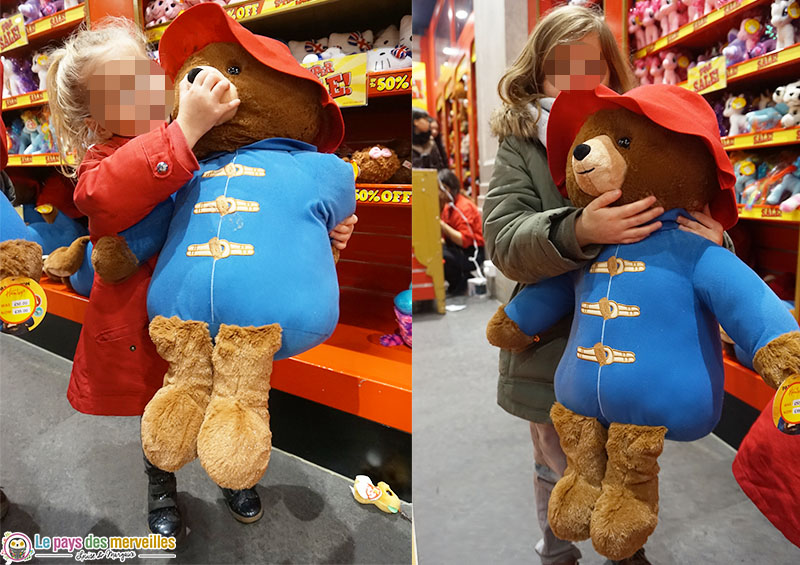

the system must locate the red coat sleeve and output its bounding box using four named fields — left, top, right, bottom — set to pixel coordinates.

left=74, top=120, right=199, bottom=237
left=1, top=64, right=7, bottom=171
